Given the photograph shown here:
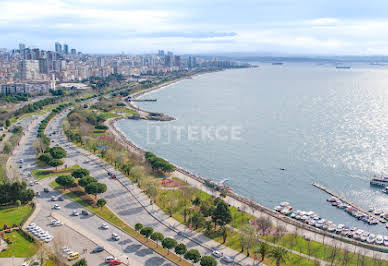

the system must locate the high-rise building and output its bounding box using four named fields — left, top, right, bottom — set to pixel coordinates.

left=18, top=60, right=40, bottom=80
left=167, top=51, right=173, bottom=56
left=55, top=42, right=62, bottom=53
left=32, top=48, right=40, bottom=60
left=19, top=43, right=26, bottom=51
left=158, top=50, right=165, bottom=56
left=63, top=44, right=69, bottom=55
left=39, top=58, right=49, bottom=74
left=70, top=48, right=76, bottom=55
